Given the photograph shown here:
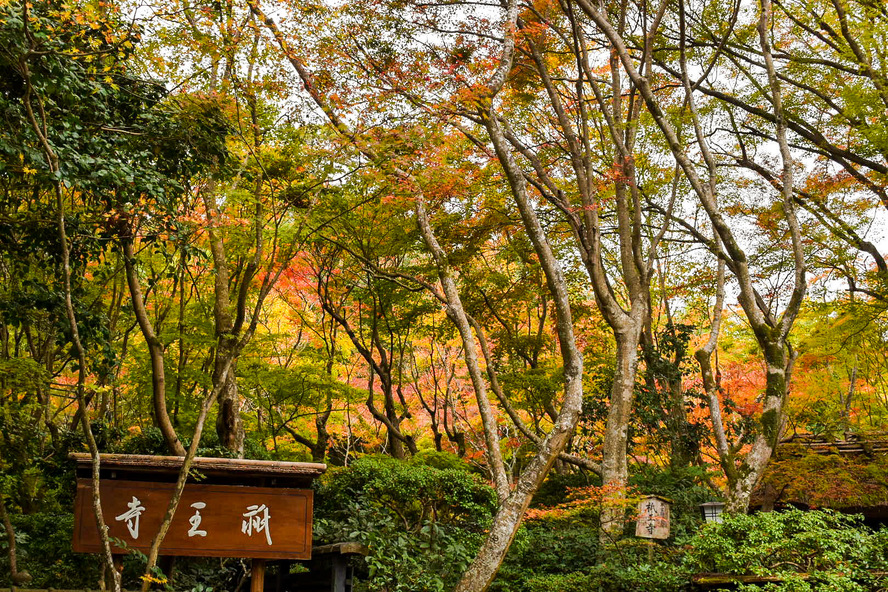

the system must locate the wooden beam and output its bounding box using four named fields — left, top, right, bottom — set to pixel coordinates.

left=251, top=559, right=266, bottom=592
left=70, top=453, right=326, bottom=479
